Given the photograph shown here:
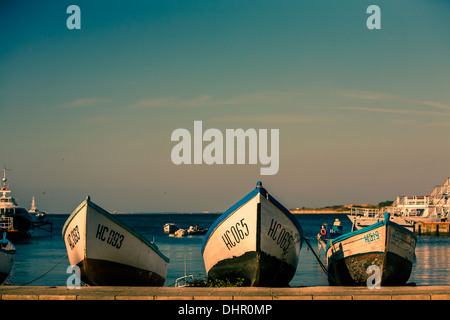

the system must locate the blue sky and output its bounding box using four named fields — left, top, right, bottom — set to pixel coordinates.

left=1, top=0, right=450, bottom=213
